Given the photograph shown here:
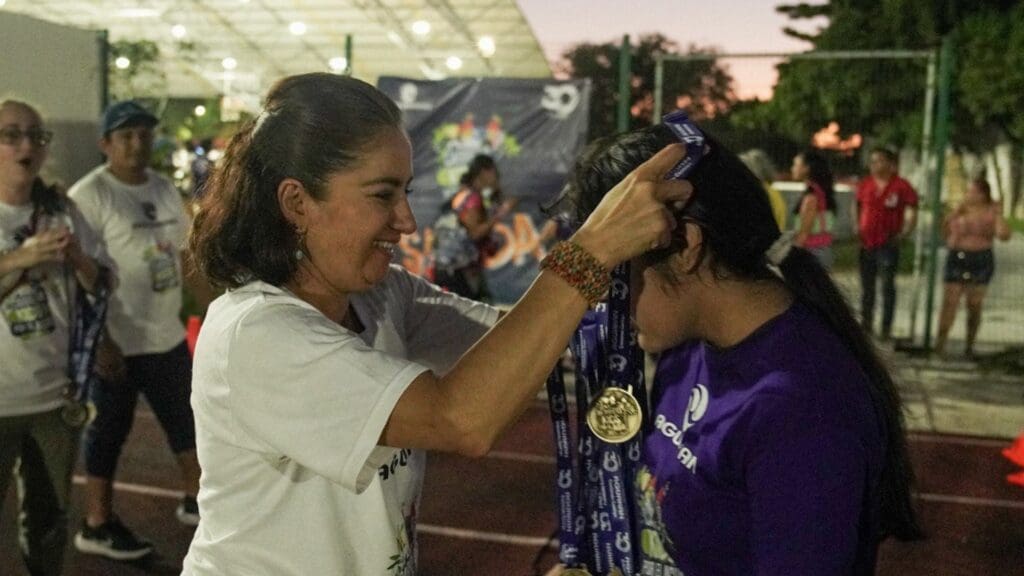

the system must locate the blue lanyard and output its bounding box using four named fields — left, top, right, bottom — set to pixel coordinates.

left=68, top=268, right=110, bottom=403
left=549, top=264, right=645, bottom=575
left=592, top=263, right=641, bottom=575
